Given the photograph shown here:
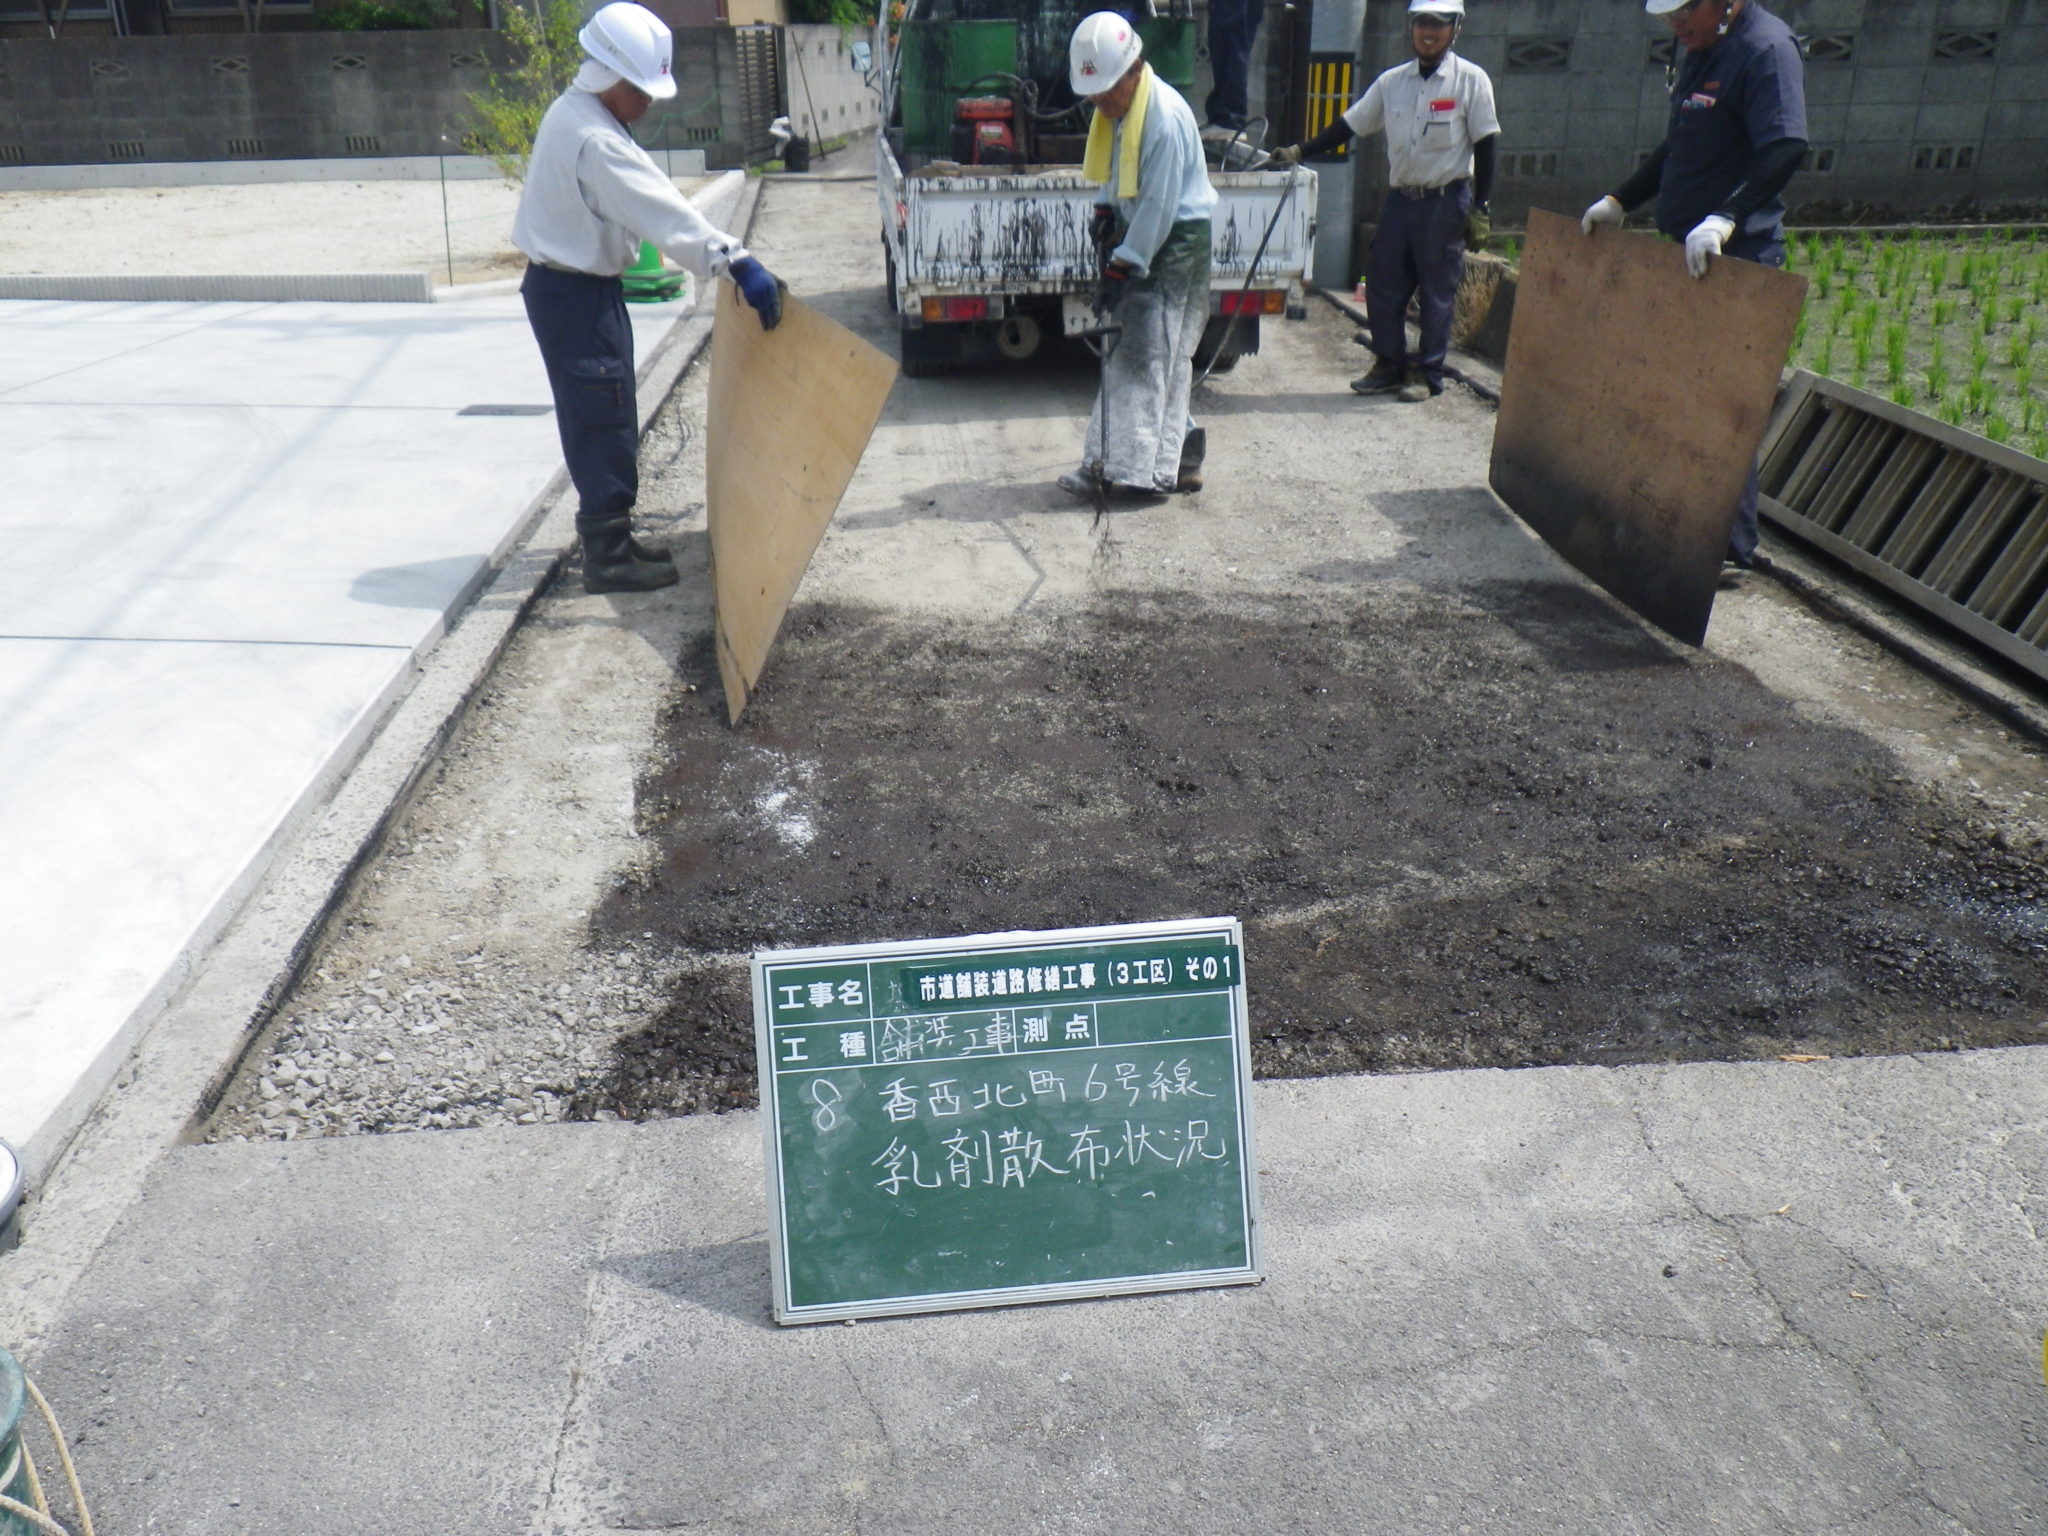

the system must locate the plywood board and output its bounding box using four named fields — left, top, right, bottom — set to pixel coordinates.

left=1488, top=207, right=1807, bottom=645
left=706, top=281, right=898, bottom=724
